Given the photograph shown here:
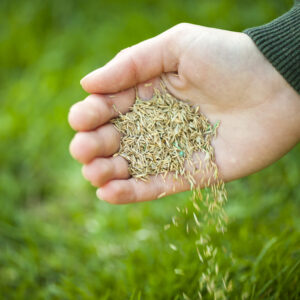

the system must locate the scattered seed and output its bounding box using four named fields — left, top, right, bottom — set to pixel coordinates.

left=164, top=224, right=171, bottom=231
left=157, top=192, right=167, bottom=199
left=169, top=244, right=178, bottom=251
left=174, top=268, right=184, bottom=276
left=111, top=83, right=217, bottom=188
left=111, top=81, right=229, bottom=300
